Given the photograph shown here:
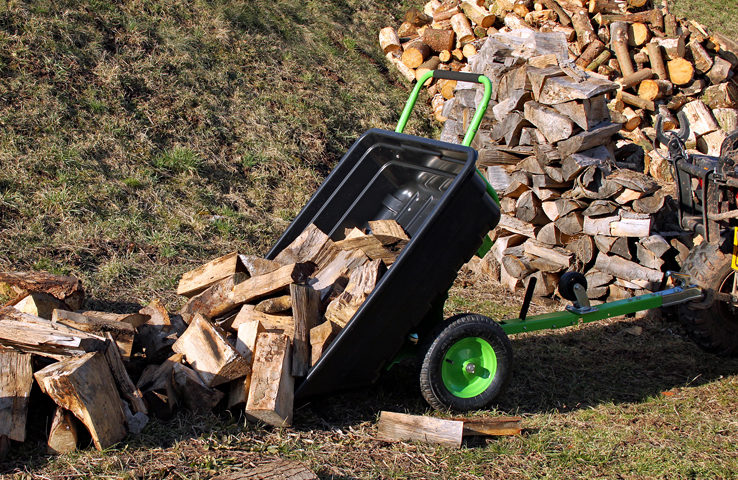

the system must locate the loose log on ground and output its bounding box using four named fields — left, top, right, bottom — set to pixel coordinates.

left=0, top=271, right=84, bottom=311
left=245, top=333, right=294, bottom=427
left=210, top=459, right=318, bottom=480
left=454, top=416, right=523, bottom=436
left=377, top=411, right=463, bottom=448
left=379, top=27, right=402, bottom=54
left=35, top=352, right=127, bottom=450
left=172, top=314, right=250, bottom=387
left=0, top=350, right=33, bottom=443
